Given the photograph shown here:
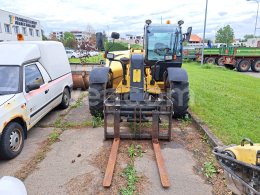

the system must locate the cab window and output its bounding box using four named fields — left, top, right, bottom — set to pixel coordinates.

left=25, top=64, right=44, bottom=86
